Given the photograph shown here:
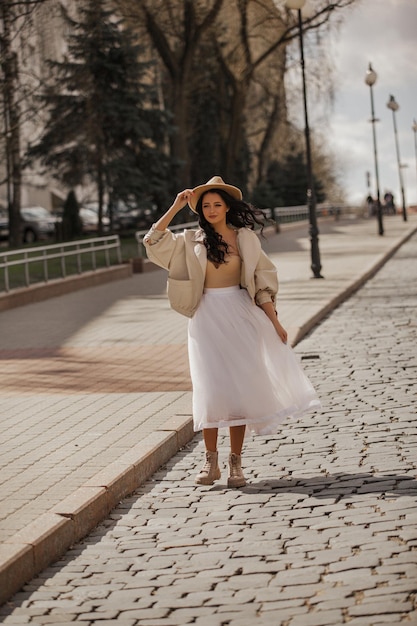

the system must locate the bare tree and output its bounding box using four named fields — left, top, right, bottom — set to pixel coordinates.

left=116, top=0, right=357, bottom=192
left=212, top=0, right=357, bottom=183
left=0, top=0, right=47, bottom=246
left=1, top=0, right=22, bottom=246
left=116, top=0, right=224, bottom=188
